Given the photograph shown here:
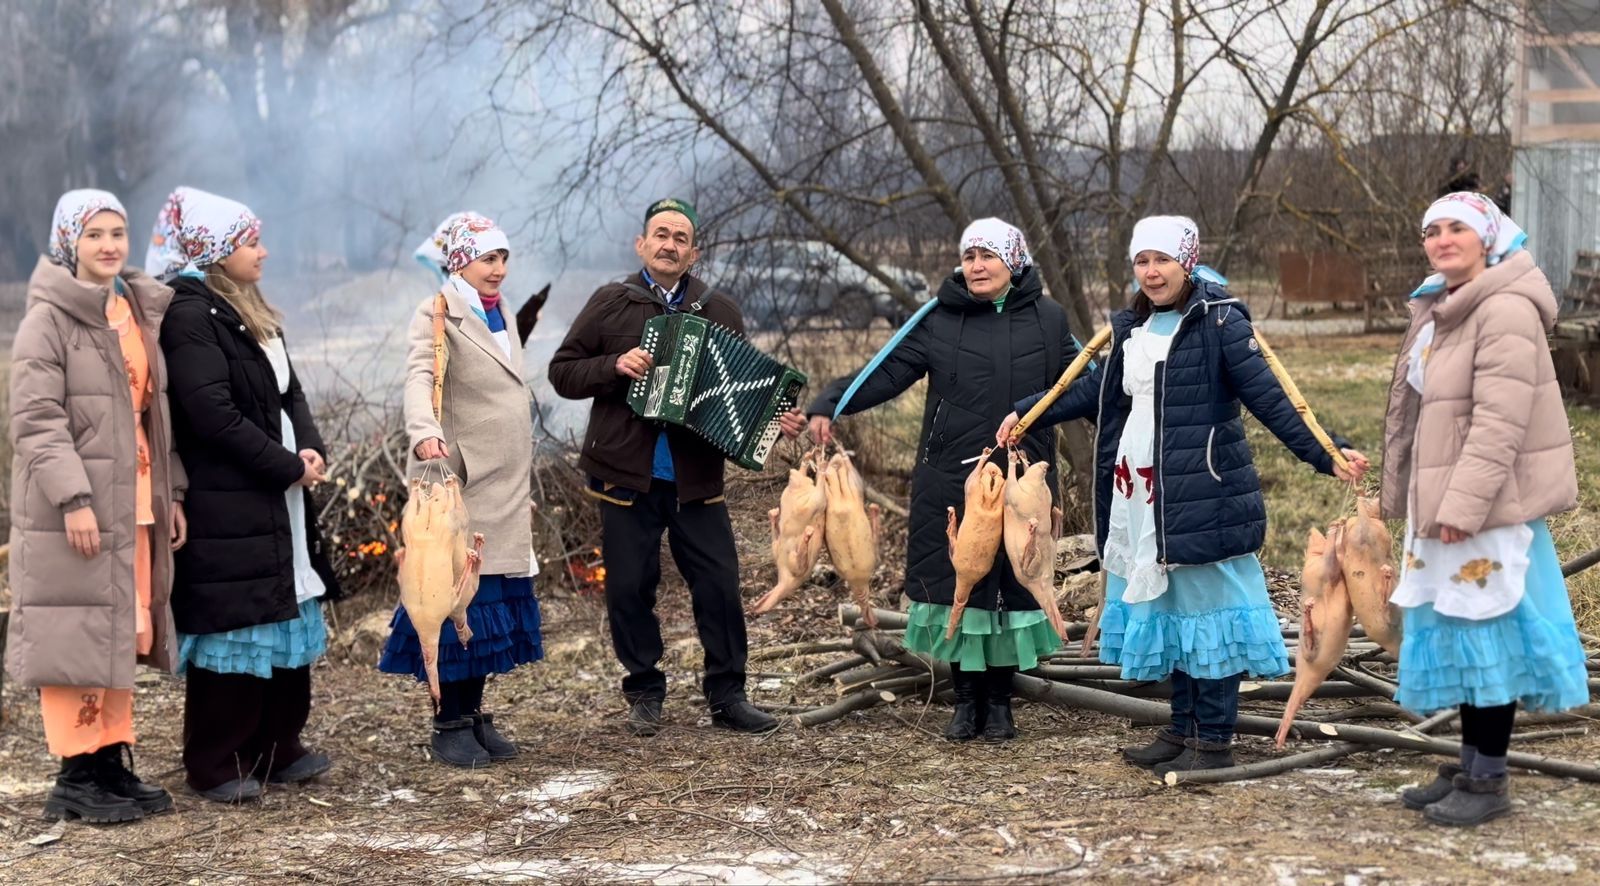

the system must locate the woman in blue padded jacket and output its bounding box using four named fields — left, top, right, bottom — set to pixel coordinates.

left=998, top=216, right=1367, bottom=775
